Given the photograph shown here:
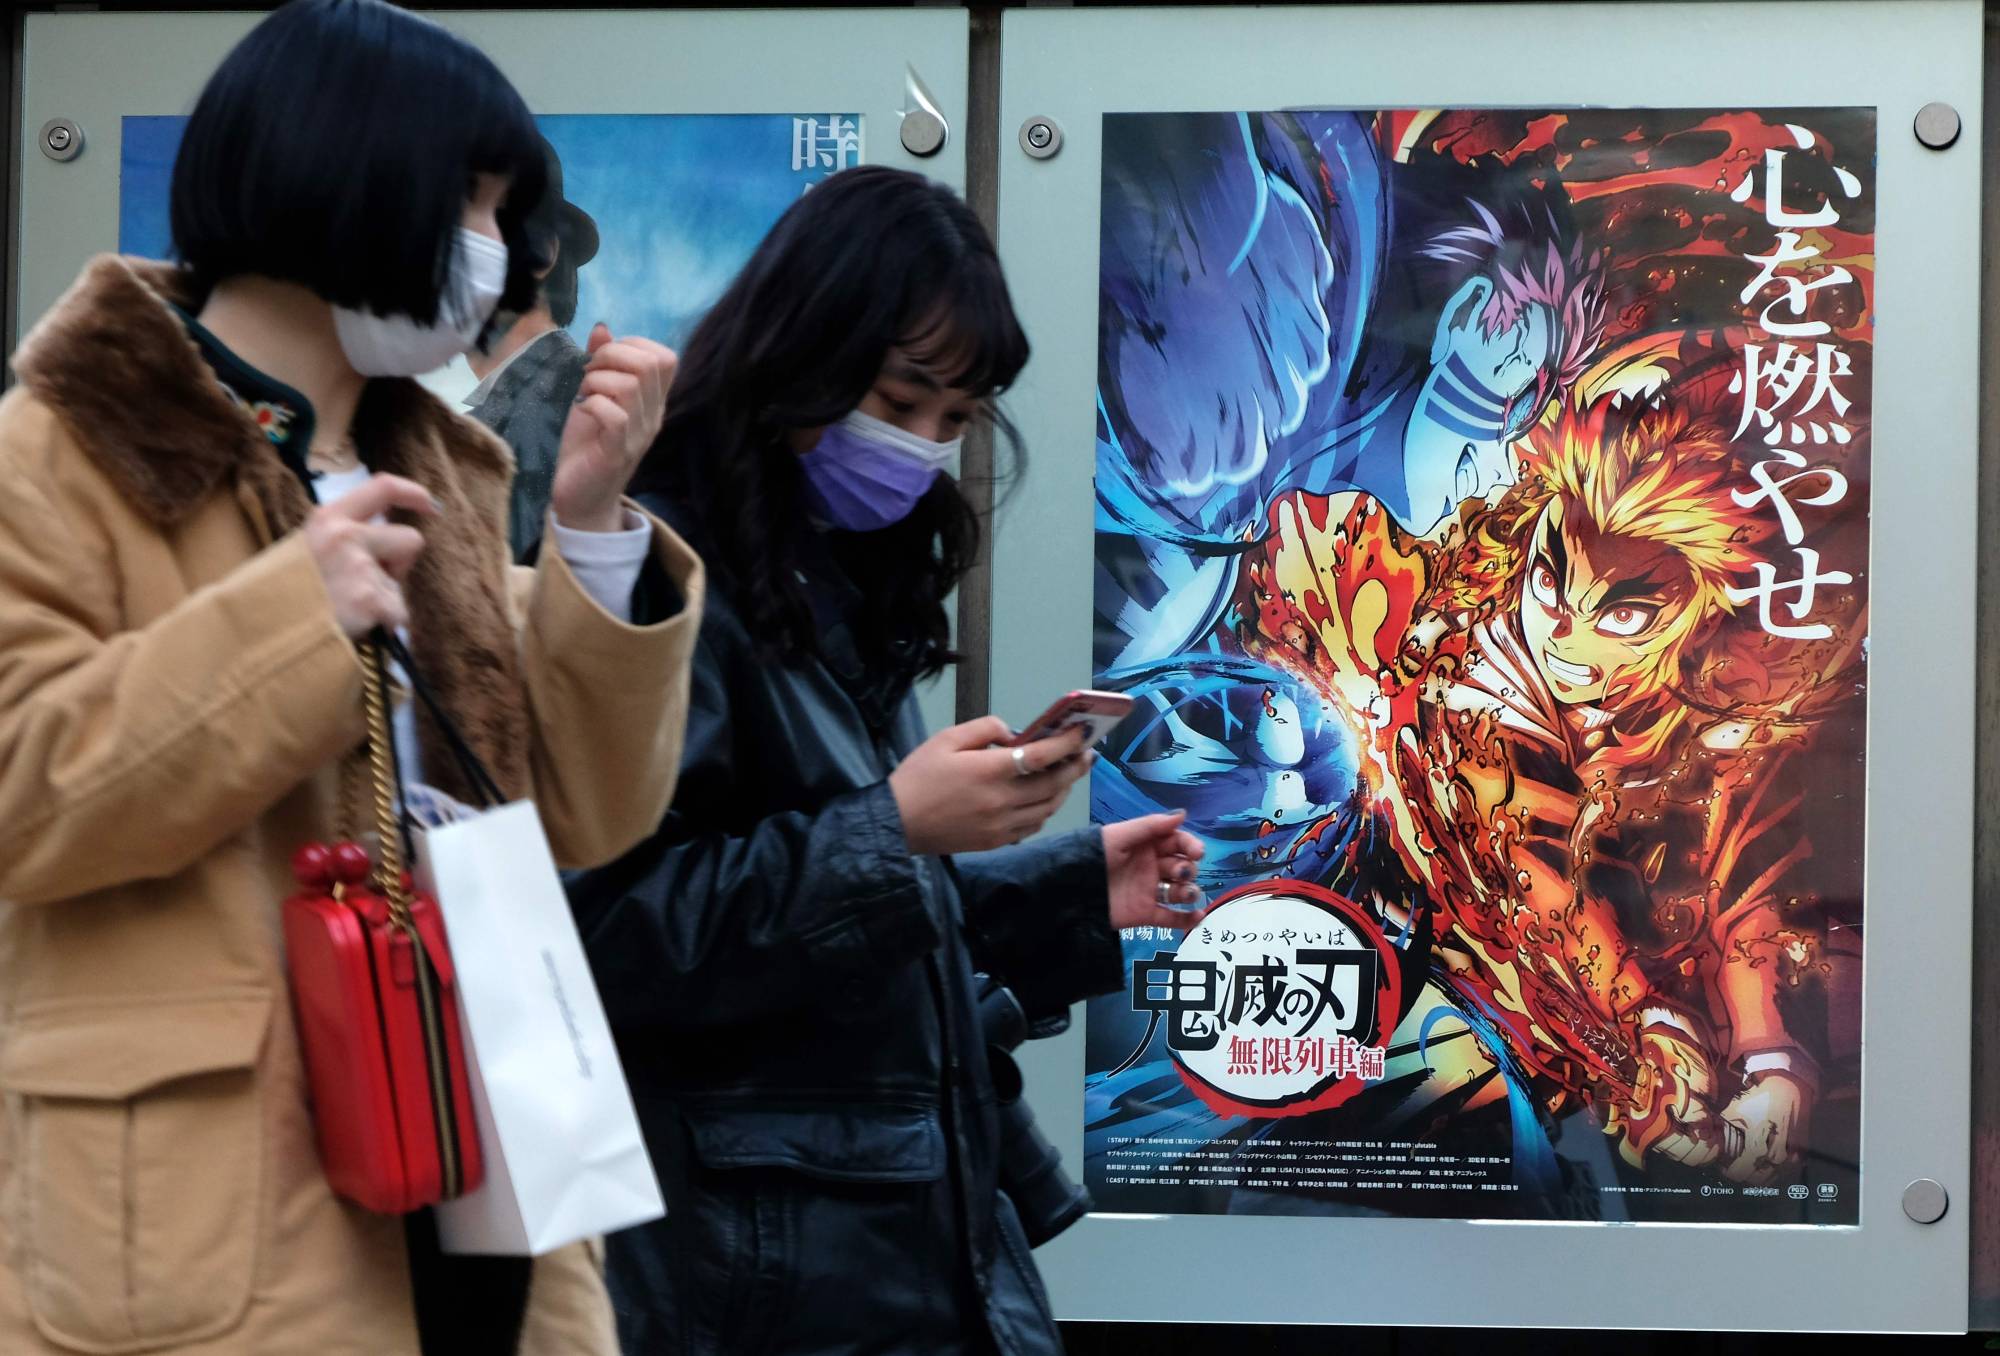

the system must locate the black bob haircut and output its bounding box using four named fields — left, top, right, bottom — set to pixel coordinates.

left=632, top=165, right=1030, bottom=682
left=171, top=0, right=547, bottom=324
